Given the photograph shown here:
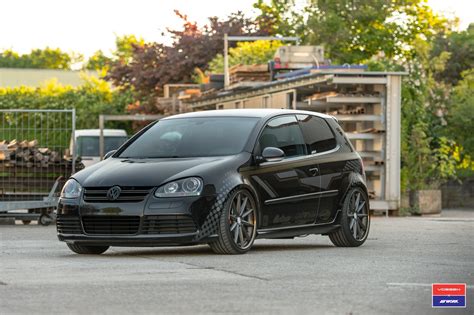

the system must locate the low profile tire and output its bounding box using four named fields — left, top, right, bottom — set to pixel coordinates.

left=329, top=186, right=370, bottom=247
left=66, top=243, right=109, bottom=255
left=209, top=189, right=257, bottom=255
